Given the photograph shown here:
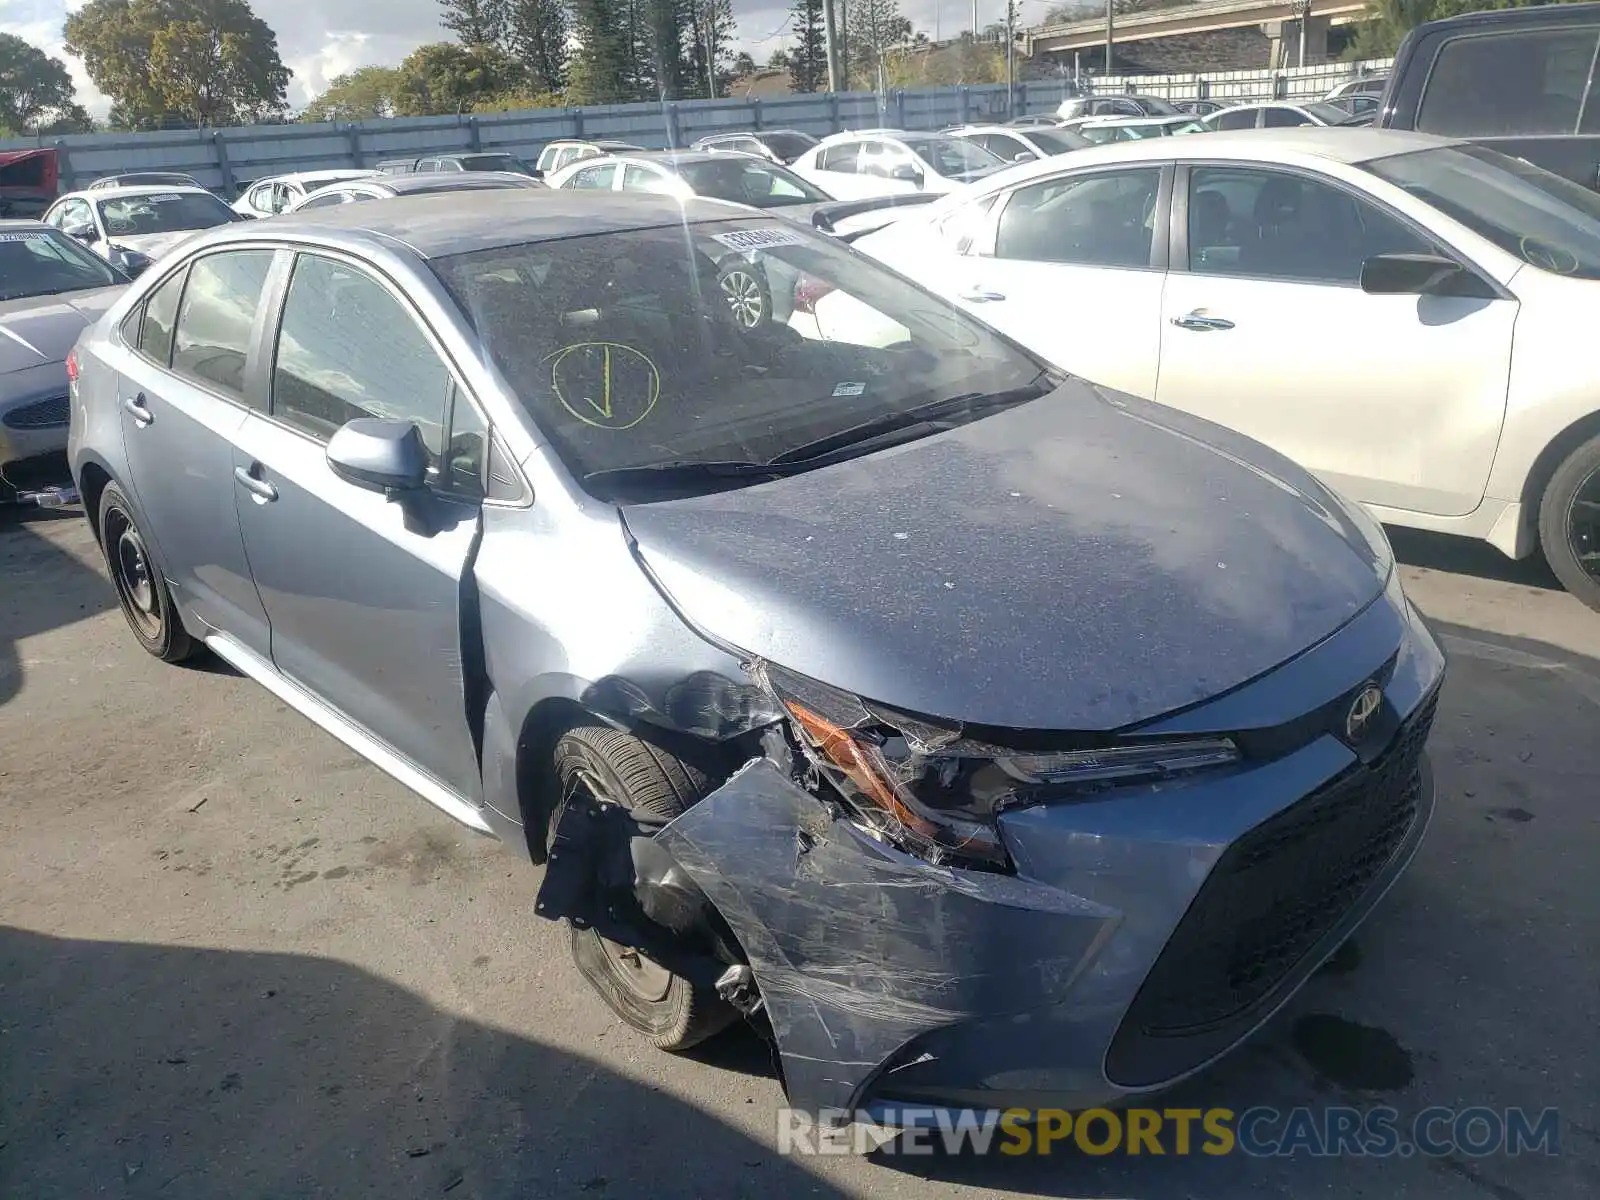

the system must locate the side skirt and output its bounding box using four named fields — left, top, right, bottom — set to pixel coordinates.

left=203, top=632, right=494, bottom=835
